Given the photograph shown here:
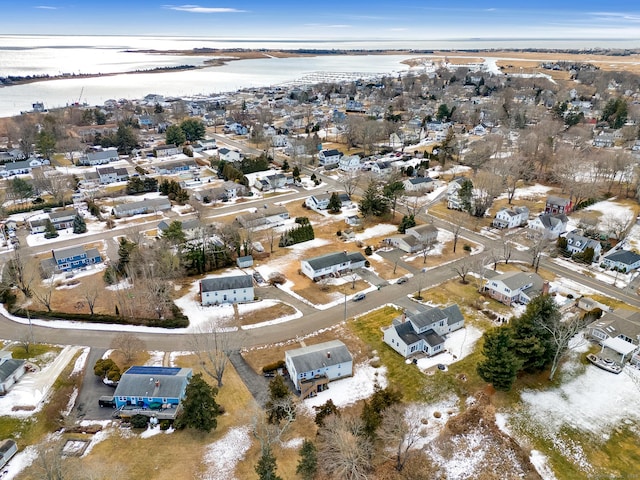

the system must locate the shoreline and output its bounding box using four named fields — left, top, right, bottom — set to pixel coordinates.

left=2, top=47, right=640, bottom=90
